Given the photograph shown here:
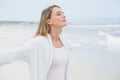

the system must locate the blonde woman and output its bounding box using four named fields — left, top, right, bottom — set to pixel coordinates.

left=0, top=5, right=79, bottom=80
